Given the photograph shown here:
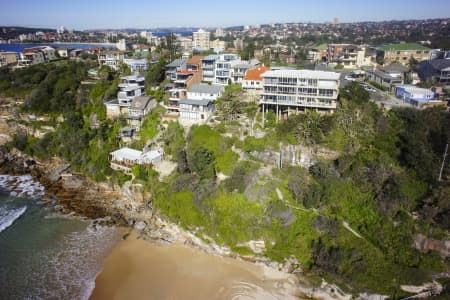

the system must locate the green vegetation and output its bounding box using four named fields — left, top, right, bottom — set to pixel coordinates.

left=187, top=125, right=238, bottom=176
left=3, top=61, right=449, bottom=297
left=139, top=105, right=166, bottom=142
